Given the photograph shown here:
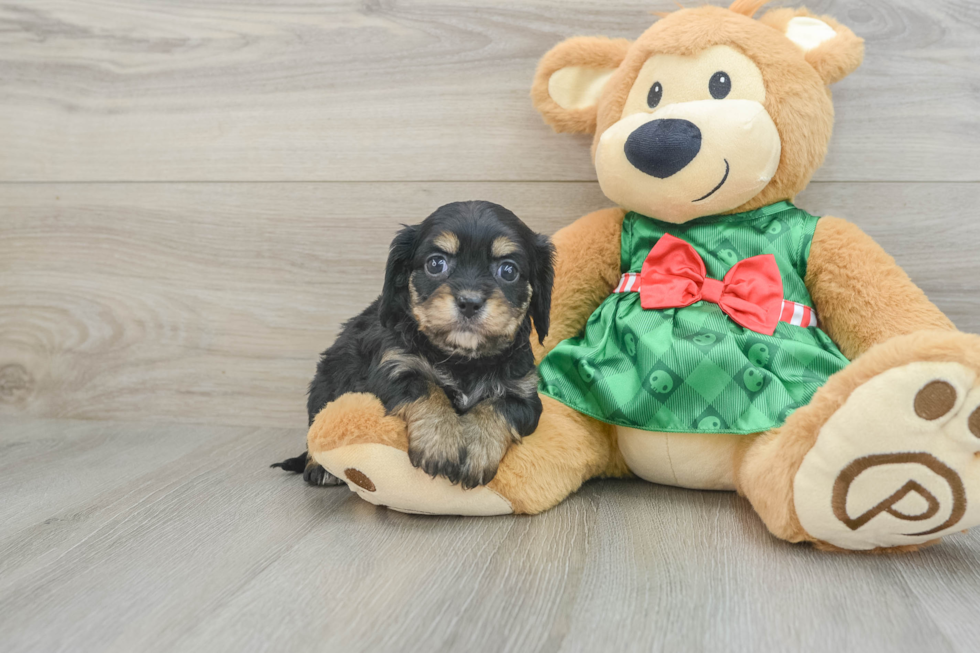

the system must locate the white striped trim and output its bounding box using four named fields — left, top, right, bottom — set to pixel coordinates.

left=623, top=273, right=638, bottom=292
left=781, top=299, right=818, bottom=328
left=614, top=272, right=639, bottom=294
left=790, top=302, right=805, bottom=326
